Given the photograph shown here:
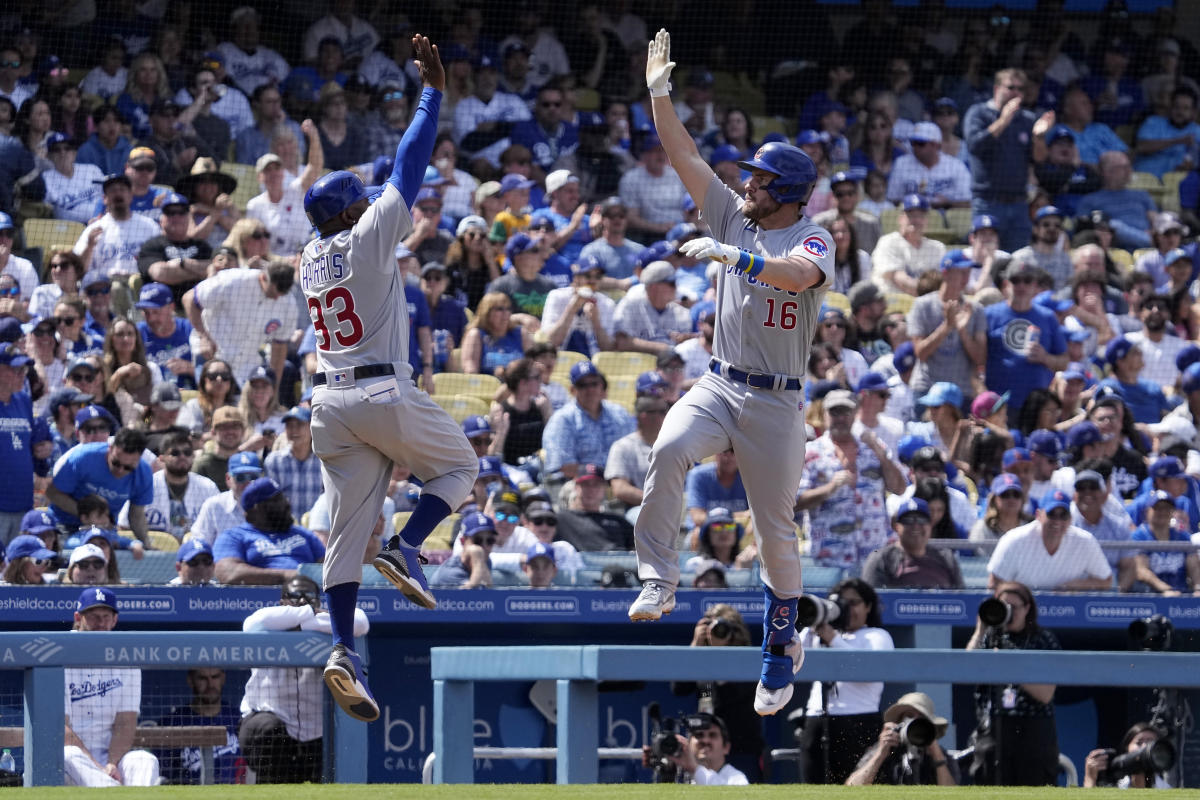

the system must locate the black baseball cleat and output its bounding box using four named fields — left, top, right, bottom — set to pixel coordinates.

left=372, top=544, right=437, bottom=609
left=323, top=644, right=379, bottom=722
